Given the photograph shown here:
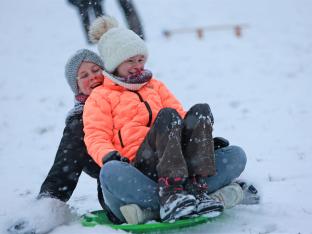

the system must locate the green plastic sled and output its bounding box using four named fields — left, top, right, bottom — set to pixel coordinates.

left=81, top=210, right=220, bottom=233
